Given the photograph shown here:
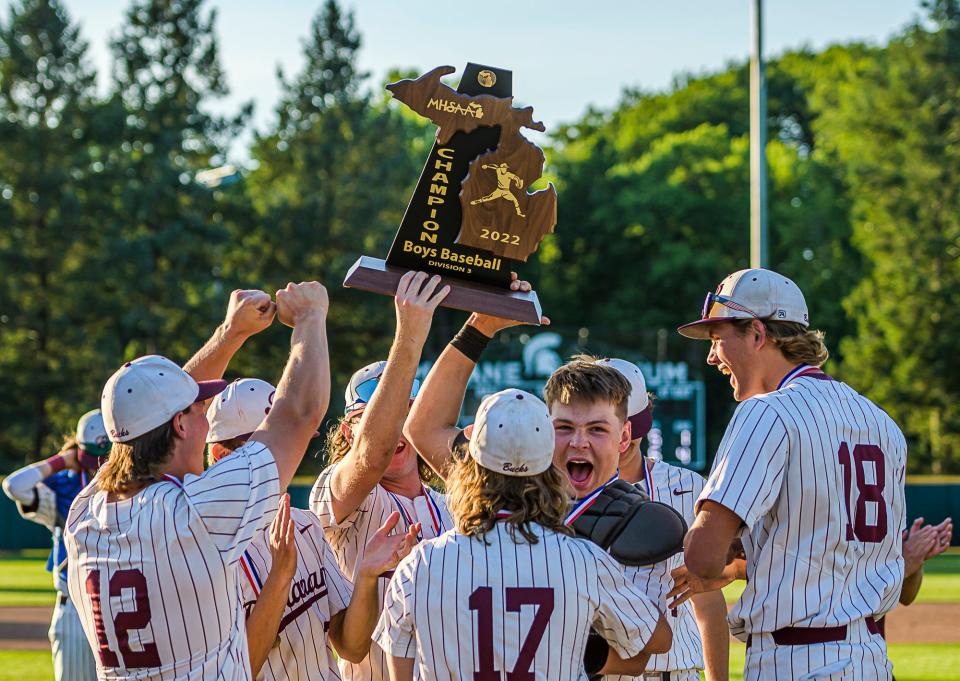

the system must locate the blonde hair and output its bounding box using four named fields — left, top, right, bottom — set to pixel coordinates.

left=324, top=413, right=440, bottom=486
left=446, top=455, right=573, bottom=545
left=733, top=320, right=829, bottom=367
left=97, top=419, right=177, bottom=494
left=543, top=354, right=631, bottom=421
